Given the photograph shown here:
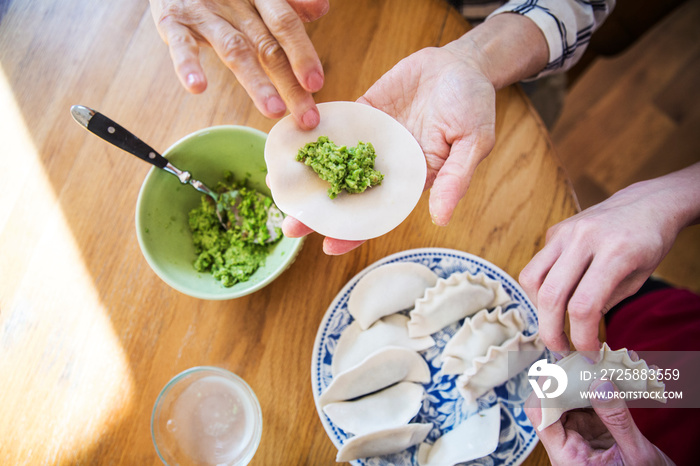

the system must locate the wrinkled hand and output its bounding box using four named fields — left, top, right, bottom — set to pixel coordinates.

left=283, top=44, right=497, bottom=254
left=525, top=379, right=673, bottom=465
left=518, top=176, right=693, bottom=355
left=149, top=0, right=328, bottom=129
left=361, top=45, right=497, bottom=226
